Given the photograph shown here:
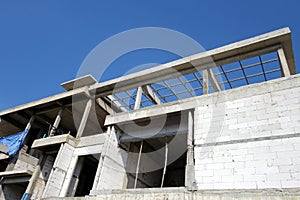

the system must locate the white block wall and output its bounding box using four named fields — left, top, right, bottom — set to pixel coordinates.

left=194, top=75, right=300, bottom=190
